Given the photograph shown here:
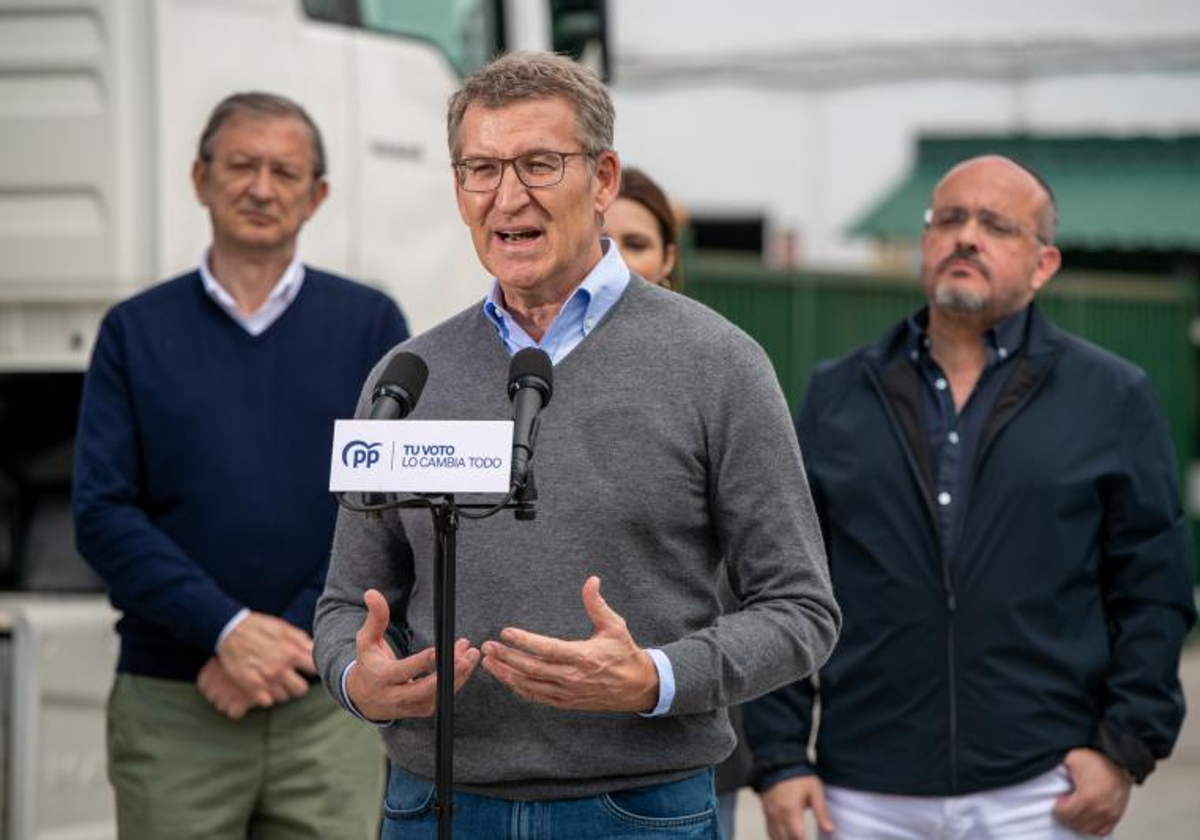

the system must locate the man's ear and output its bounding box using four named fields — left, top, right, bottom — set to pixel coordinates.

left=453, top=170, right=474, bottom=226
left=304, top=178, right=330, bottom=221
left=592, top=151, right=620, bottom=216
left=1029, top=244, right=1062, bottom=295
left=191, top=158, right=209, bottom=206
